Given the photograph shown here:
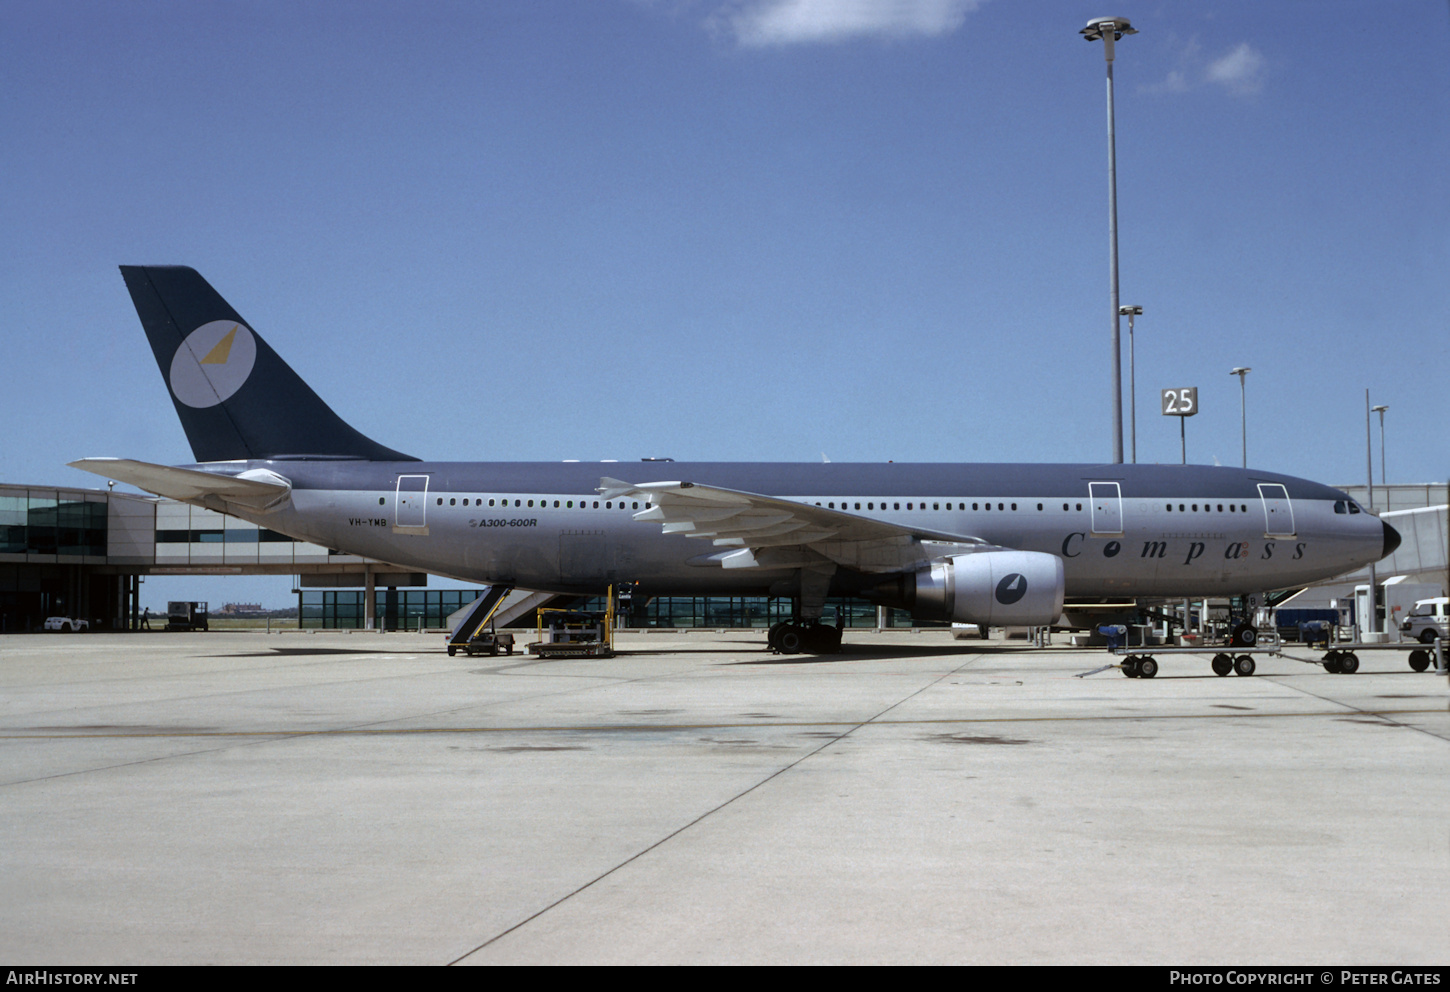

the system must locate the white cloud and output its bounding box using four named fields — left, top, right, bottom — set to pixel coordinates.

left=1140, top=38, right=1266, bottom=98
left=1205, top=41, right=1266, bottom=96
left=714, top=0, right=982, bottom=47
